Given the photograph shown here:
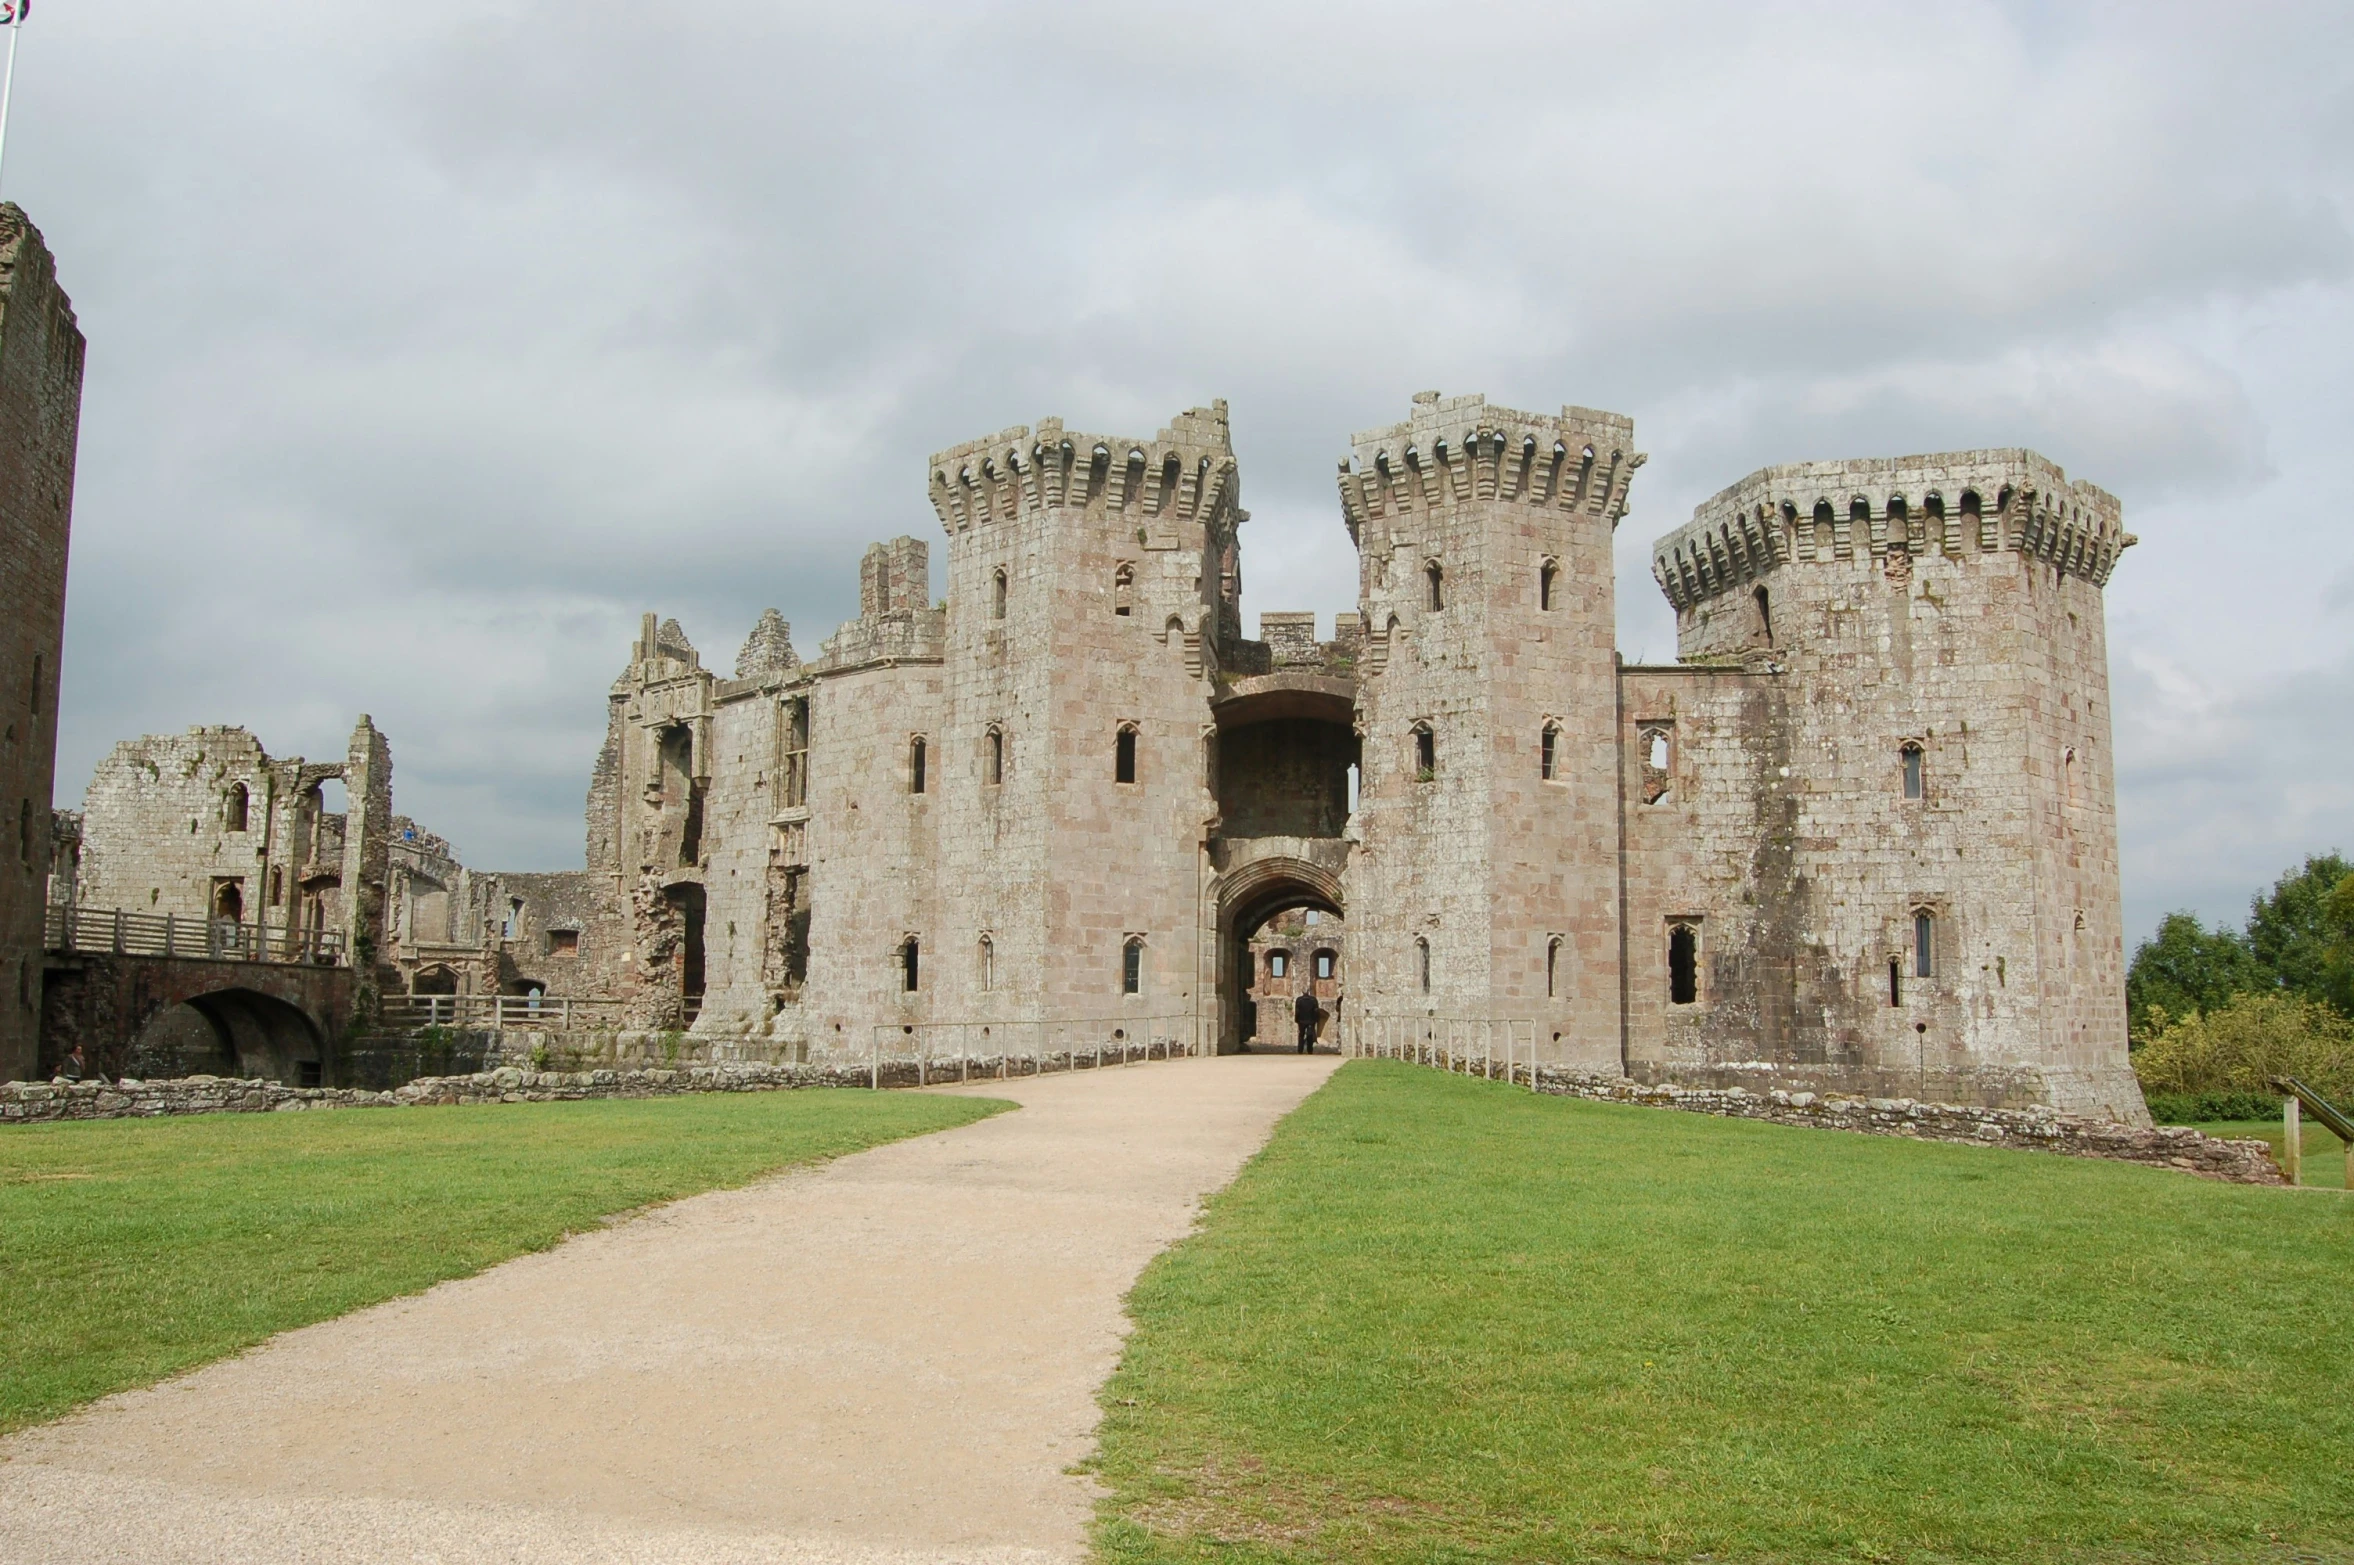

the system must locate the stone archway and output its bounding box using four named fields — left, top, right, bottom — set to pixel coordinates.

left=1211, top=853, right=1344, bottom=1056
left=128, top=986, right=326, bottom=1085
